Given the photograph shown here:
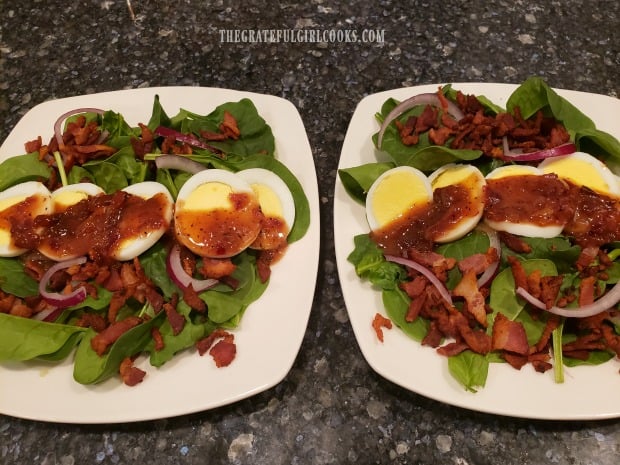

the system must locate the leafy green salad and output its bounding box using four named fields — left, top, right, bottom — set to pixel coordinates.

left=0, top=96, right=310, bottom=386
left=338, top=77, right=620, bottom=391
